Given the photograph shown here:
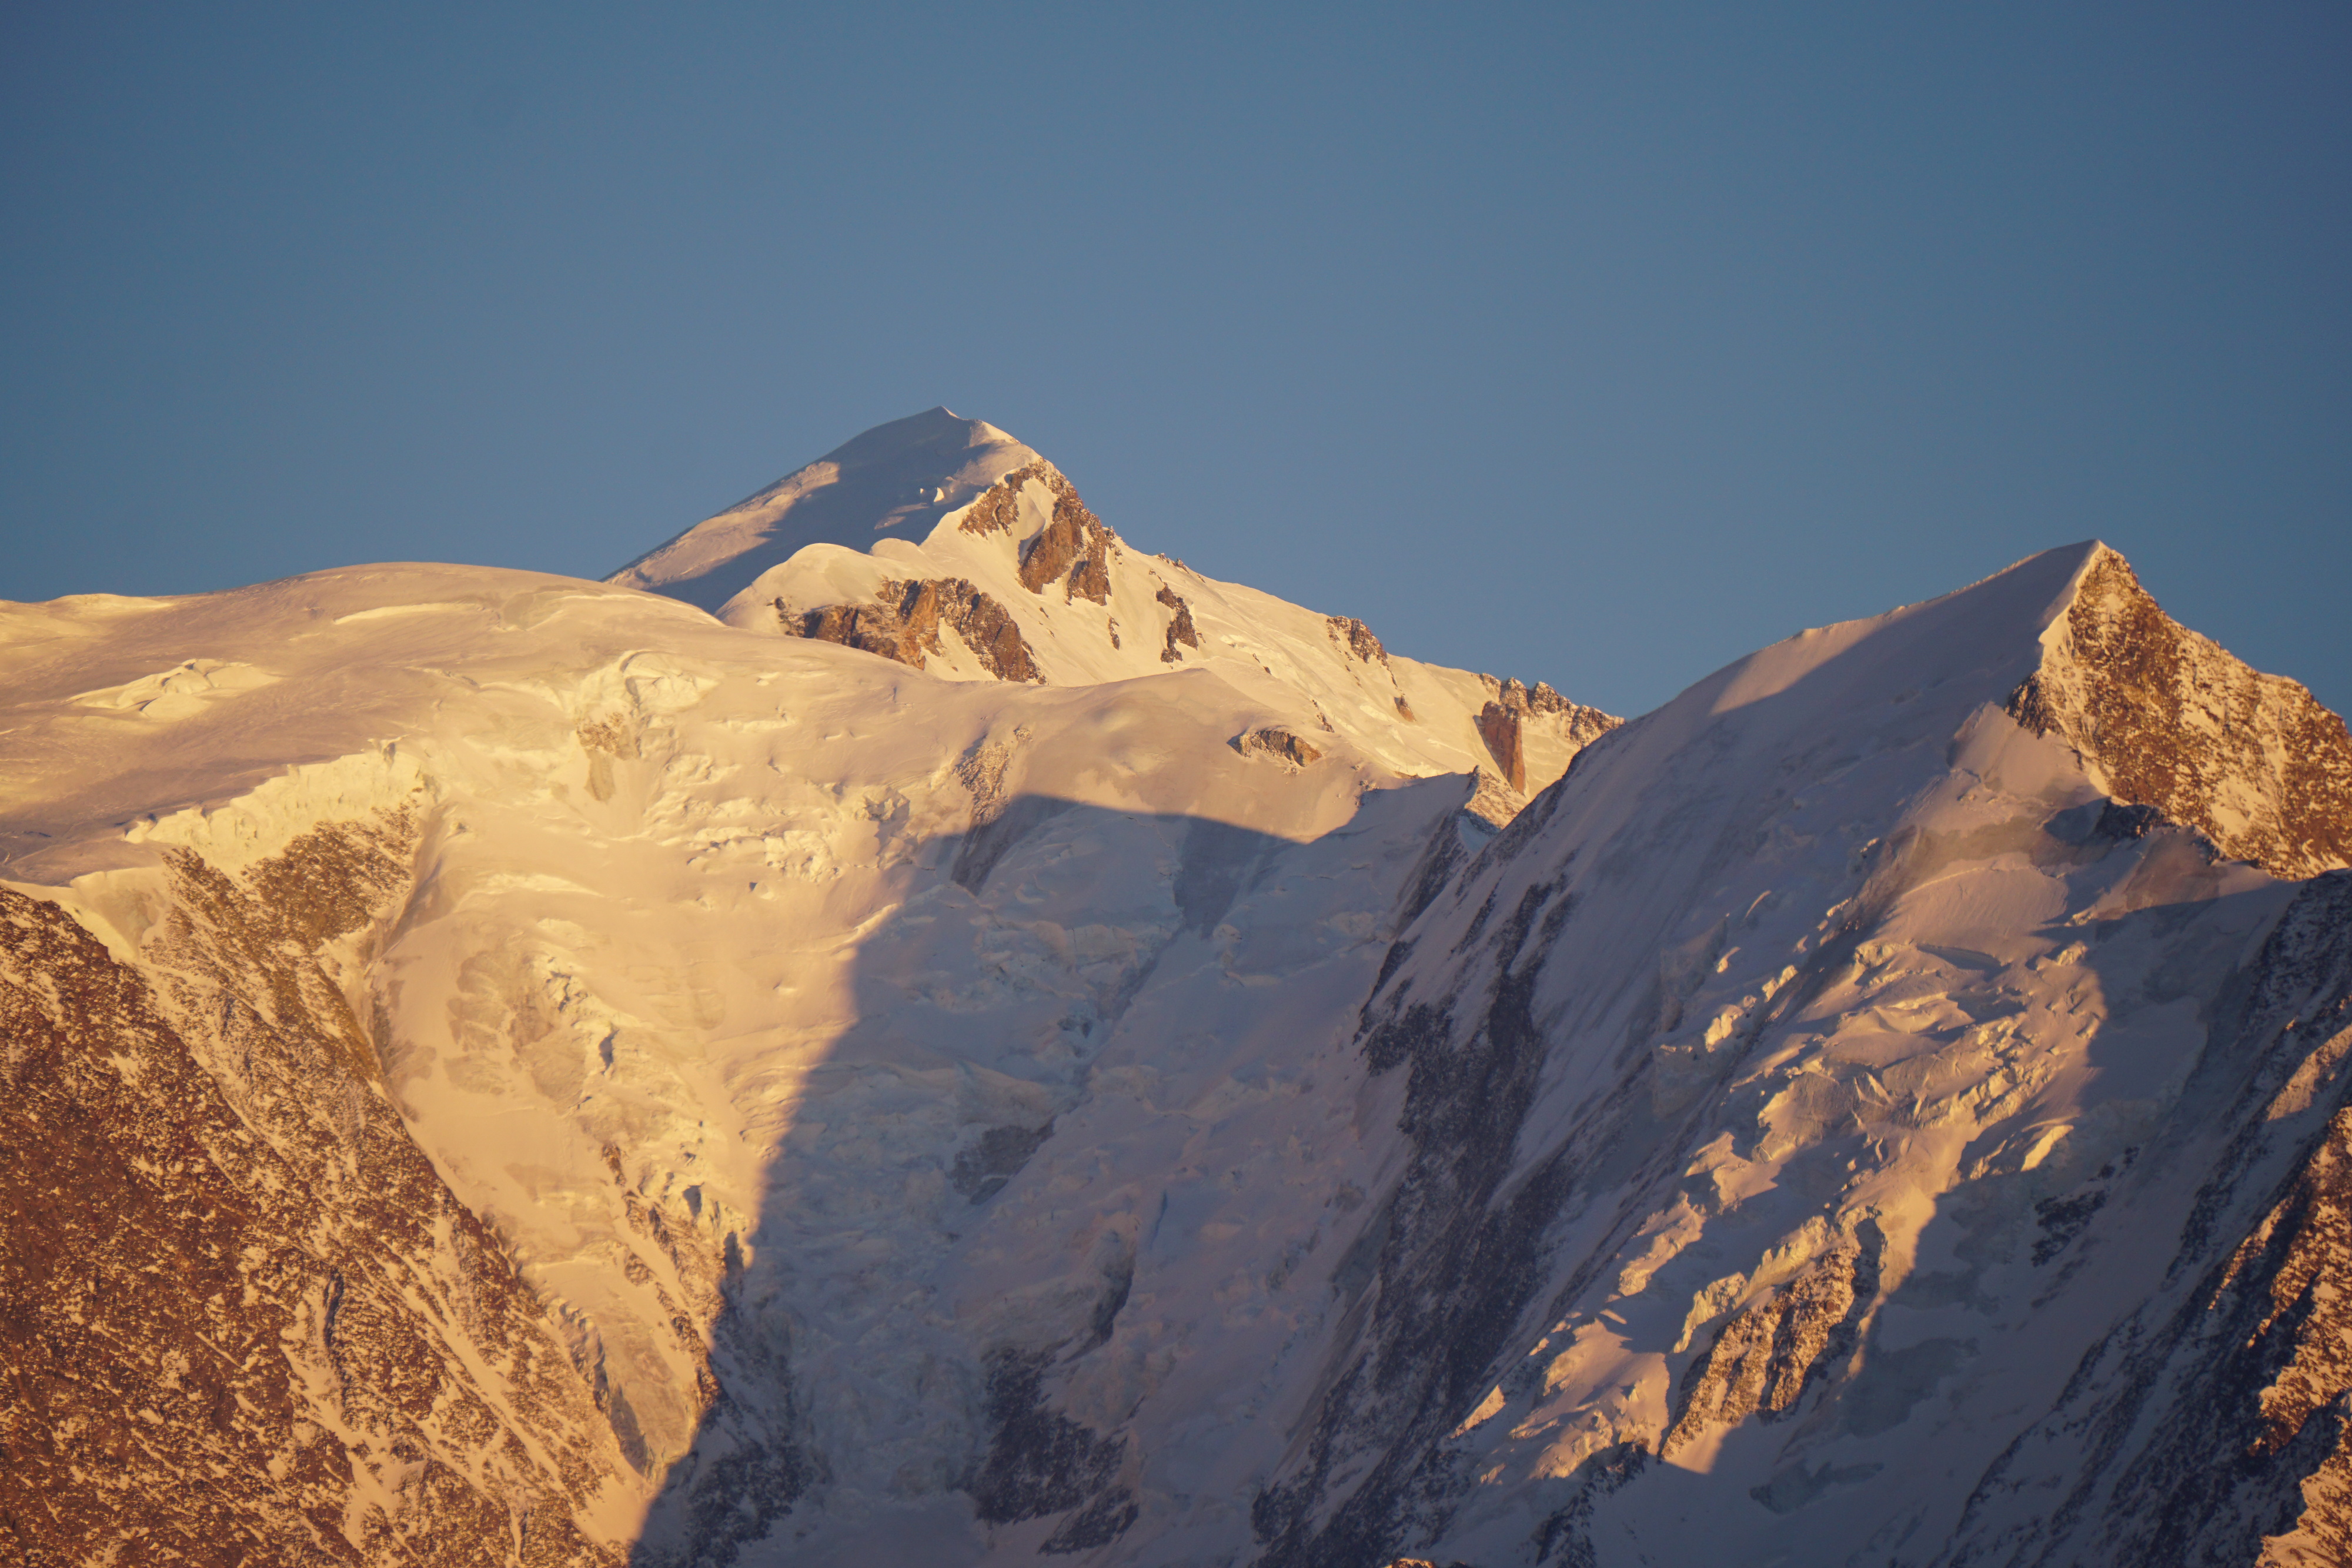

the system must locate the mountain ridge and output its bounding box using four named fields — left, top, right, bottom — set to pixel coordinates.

left=1, top=426, right=2348, bottom=1566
